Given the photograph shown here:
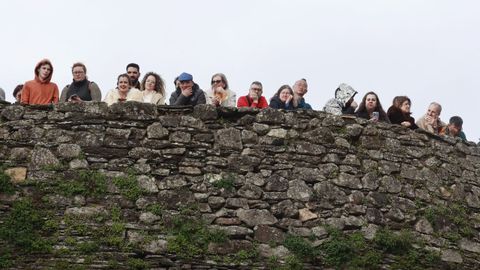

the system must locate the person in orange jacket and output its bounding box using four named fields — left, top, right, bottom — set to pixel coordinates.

left=21, top=59, right=59, bottom=105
